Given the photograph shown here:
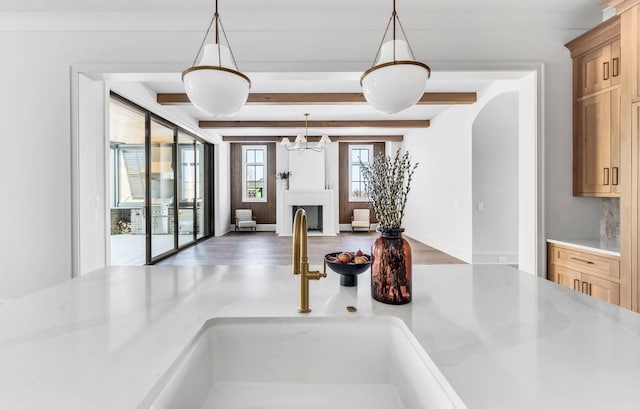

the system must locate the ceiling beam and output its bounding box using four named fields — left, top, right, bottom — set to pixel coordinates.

left=201, top=119, right=429, bottom=128
left=157, top=92, right=477, bottom=106
left=222, top=135, right=404, bottom=143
